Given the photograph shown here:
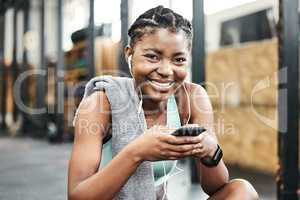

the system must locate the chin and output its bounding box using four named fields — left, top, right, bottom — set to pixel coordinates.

left=147, top=92, right=170, bottom=102
left=142, top=83, right=176, bottom=102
